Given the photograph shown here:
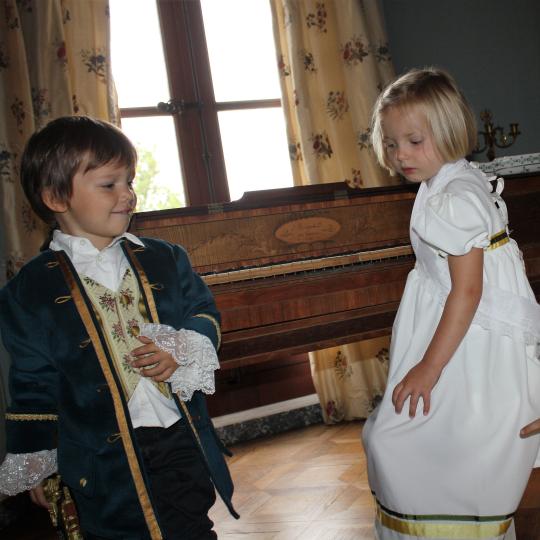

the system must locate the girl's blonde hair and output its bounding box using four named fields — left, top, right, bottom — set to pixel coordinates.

left=371, top=67, right=477, bottom=173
